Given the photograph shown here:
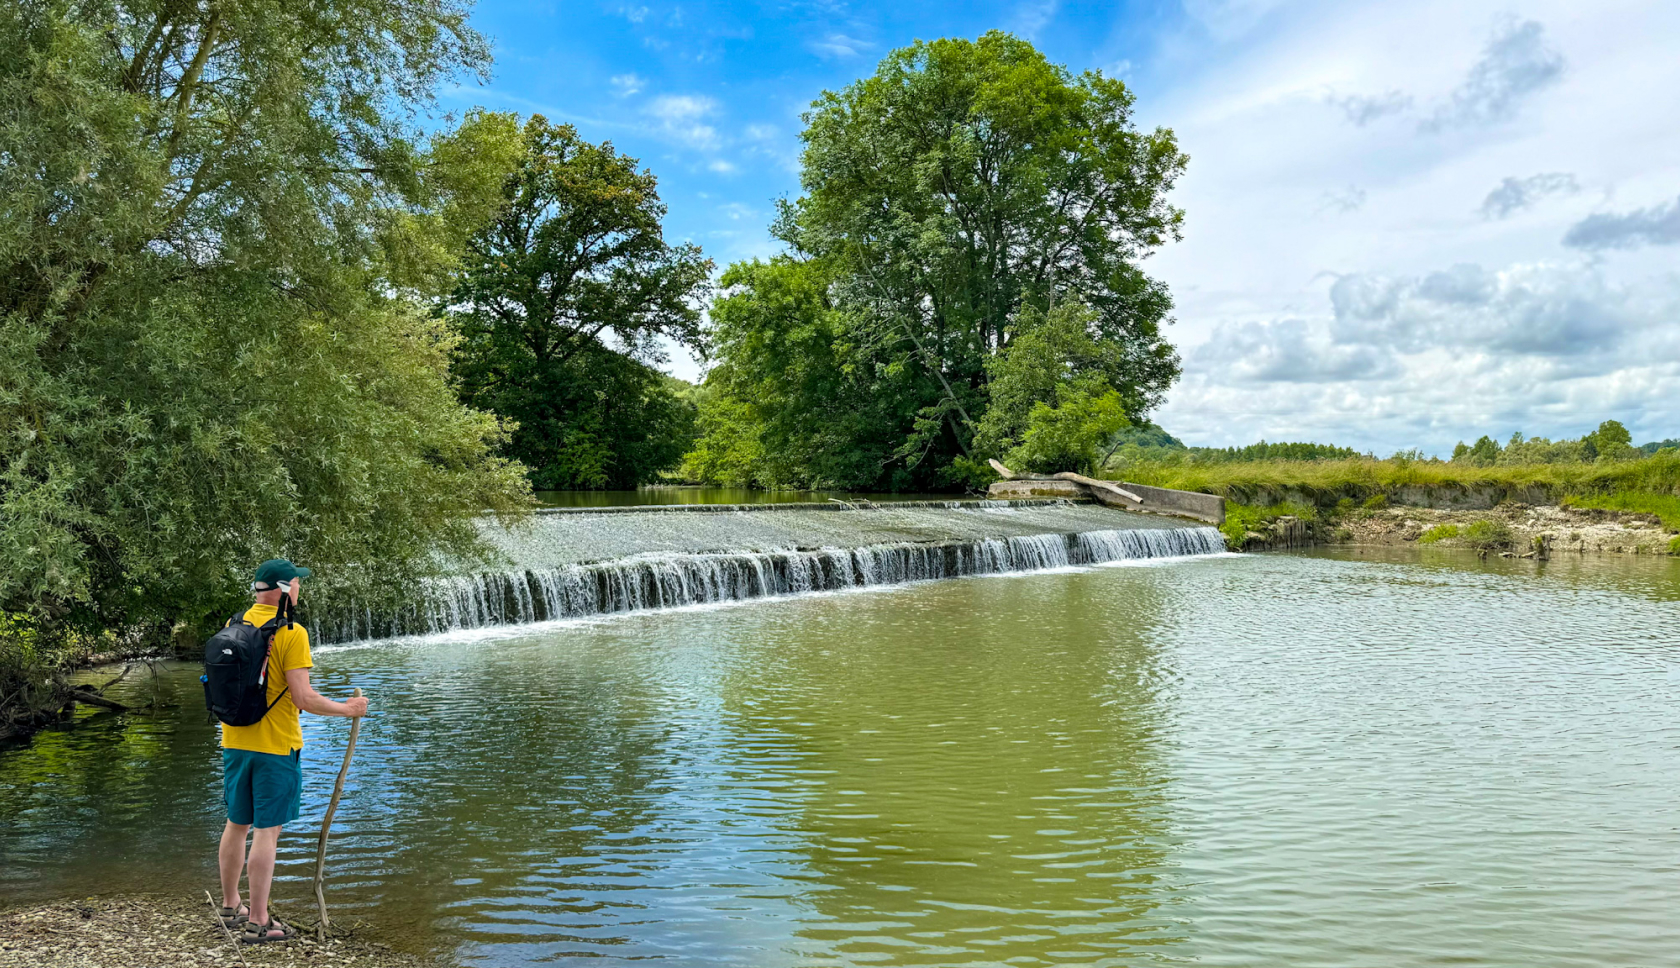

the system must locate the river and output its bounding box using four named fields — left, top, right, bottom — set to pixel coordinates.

left=3, top=547, right=1678, bottom=967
